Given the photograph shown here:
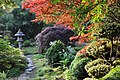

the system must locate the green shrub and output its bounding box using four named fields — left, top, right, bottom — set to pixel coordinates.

left=84, top=78, right=98, bottom=80
left=45, top=40, right=77, bottom=67
left=86, top=41, right=111, bottom=59
left=63, top=69, right=77, bottom=80
left=12, top=41, right=18, bottom=47
left=0, top=39, right=27, bottom=77
left=100, top=65, right=120, bottom=80
left=37, top=67, right=53, bottom=76
left=23, top=40, right=31, bottom=47
left=7, top=68, right=21, bottom=77
left=60, top=46, right=77, bottom=67
left=45, top=40, right=67, bottom=67
left=112, top=59, right=120, bottom=66
left=33, top=54, right=44, bottom=60
left=0, top=72, right=7, bottom=80
left=69, top=56, right=92, bottom=79
left=85, top=58, right=111, bottom=78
